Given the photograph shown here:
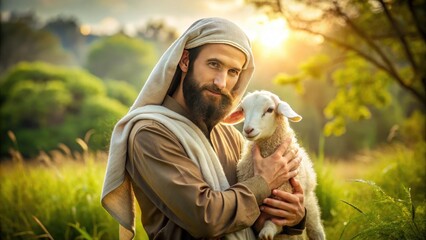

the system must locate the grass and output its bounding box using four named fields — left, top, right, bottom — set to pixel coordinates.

left=0, top=133, right=425, bottom=239
left=314, top=141, right=426, bottom=239
left=0, top=135, right=148, bottom=240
